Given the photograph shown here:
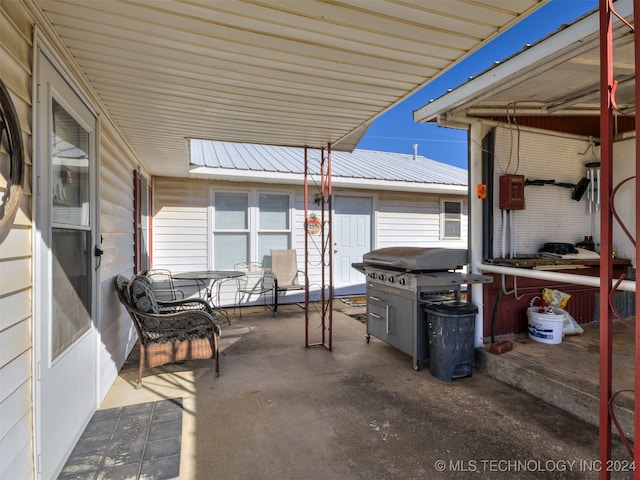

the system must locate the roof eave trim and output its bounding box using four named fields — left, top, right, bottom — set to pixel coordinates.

left=188, top=167, right=467, bottom=194
left=412, top=2, right=634, bottom=124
